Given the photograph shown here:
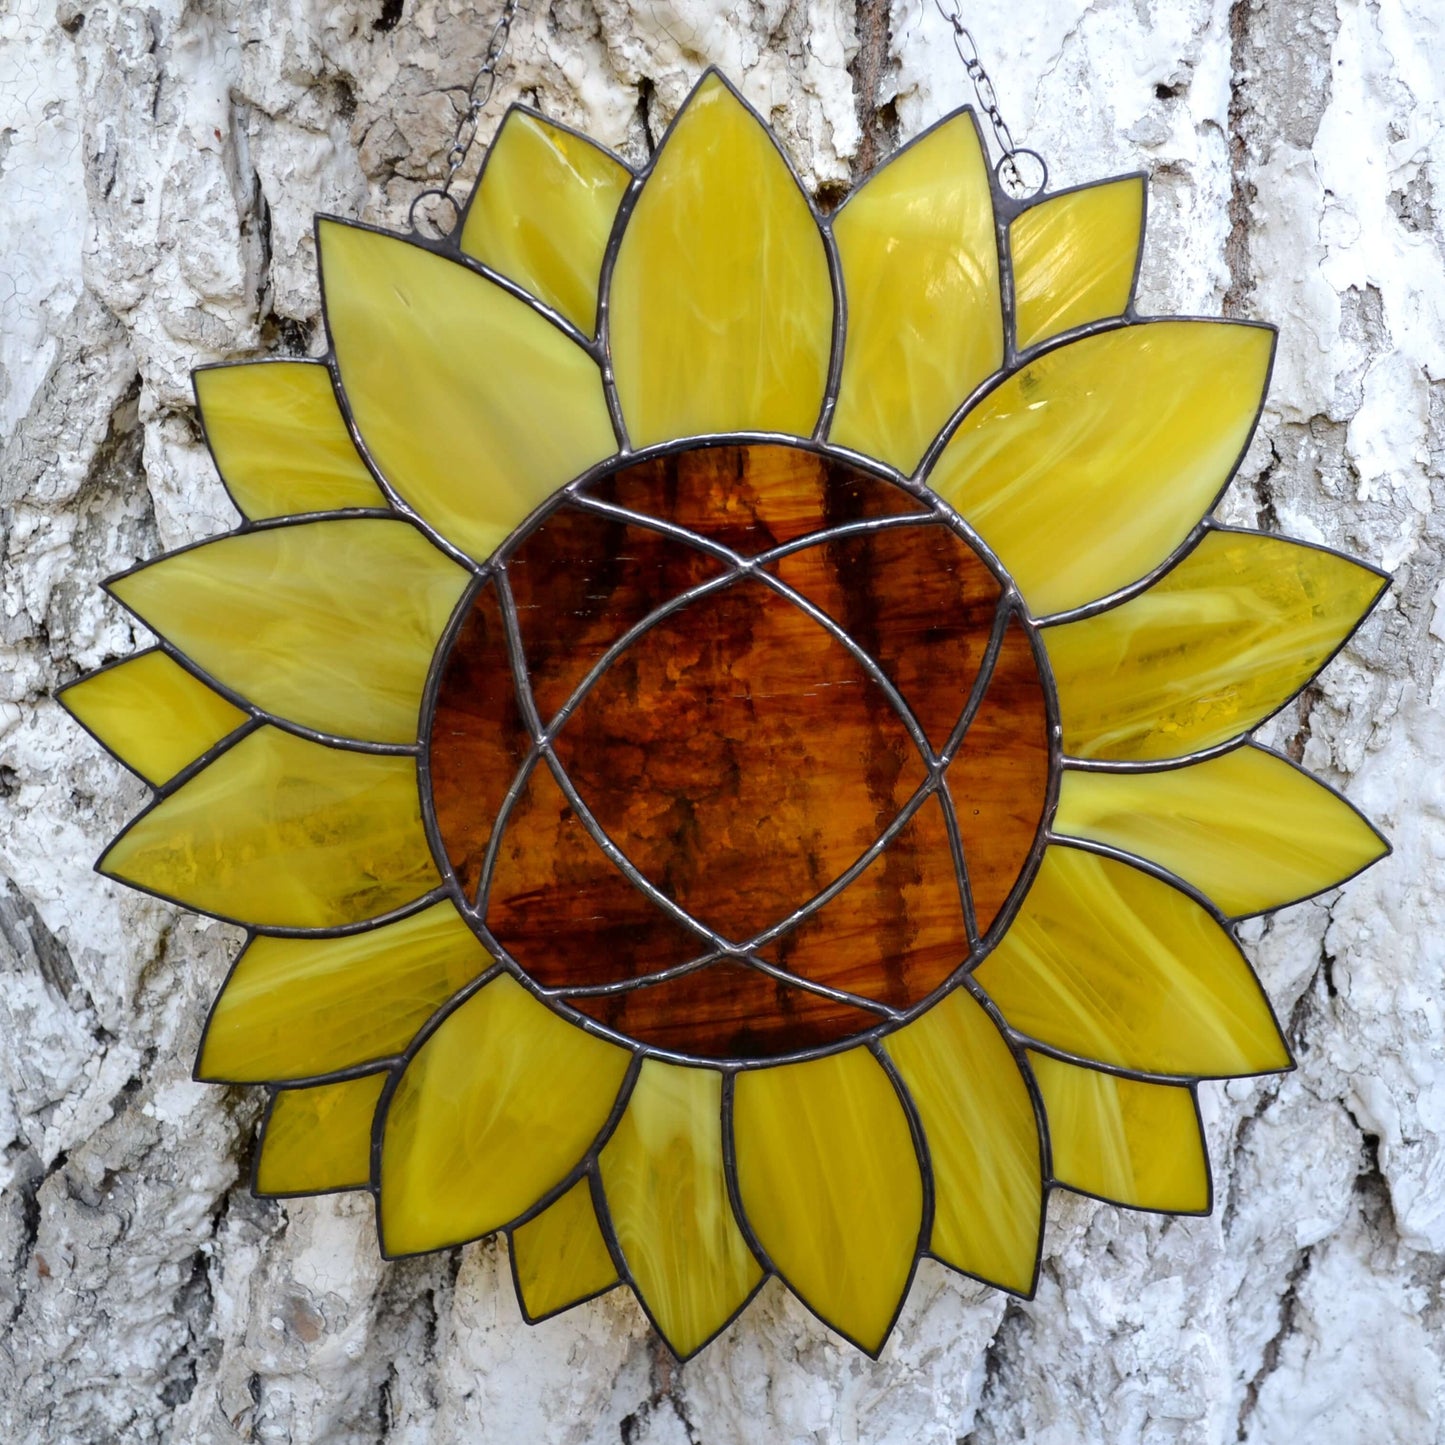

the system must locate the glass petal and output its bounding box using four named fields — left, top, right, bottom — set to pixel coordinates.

left=109, top=519, right=470, bottom=745
left=1030, top=1052, right=1209, bottom=1212
left=608, top=72, right=833, bottom=446
left=884, top=989, right=1042, bottom=1294
left=255, top=1072, right=386, bottom=1196
left=1053, top=745, right=1388, bottom=915
left=1010, top=177, right=1145, bottom=352
left=197, top=901, right=492, bottom=1082
left=99, top=726, right=439, bottom=929
left=927, top=321, right=1275, bottom=616
left=59, top=649, right=246, bottom=785
left=510, top=1177, right=619, bottom=1322
left=731, top=1047, right=922, bottom=1354
left=829, top=111, right=1001, bottom=473
left=459, top=109, right=631, bottom=334
left=1046, top=531, right=1388, bottom=762
left=320, top=220, right=616, bottom=563
left=600, top=1060, right=761, bottom=1358
left=975, top=845, right=1290, bottom=1077
left=195, top=360, right=386, bottom=520
left=378, top=975, right=631, bottom=1256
